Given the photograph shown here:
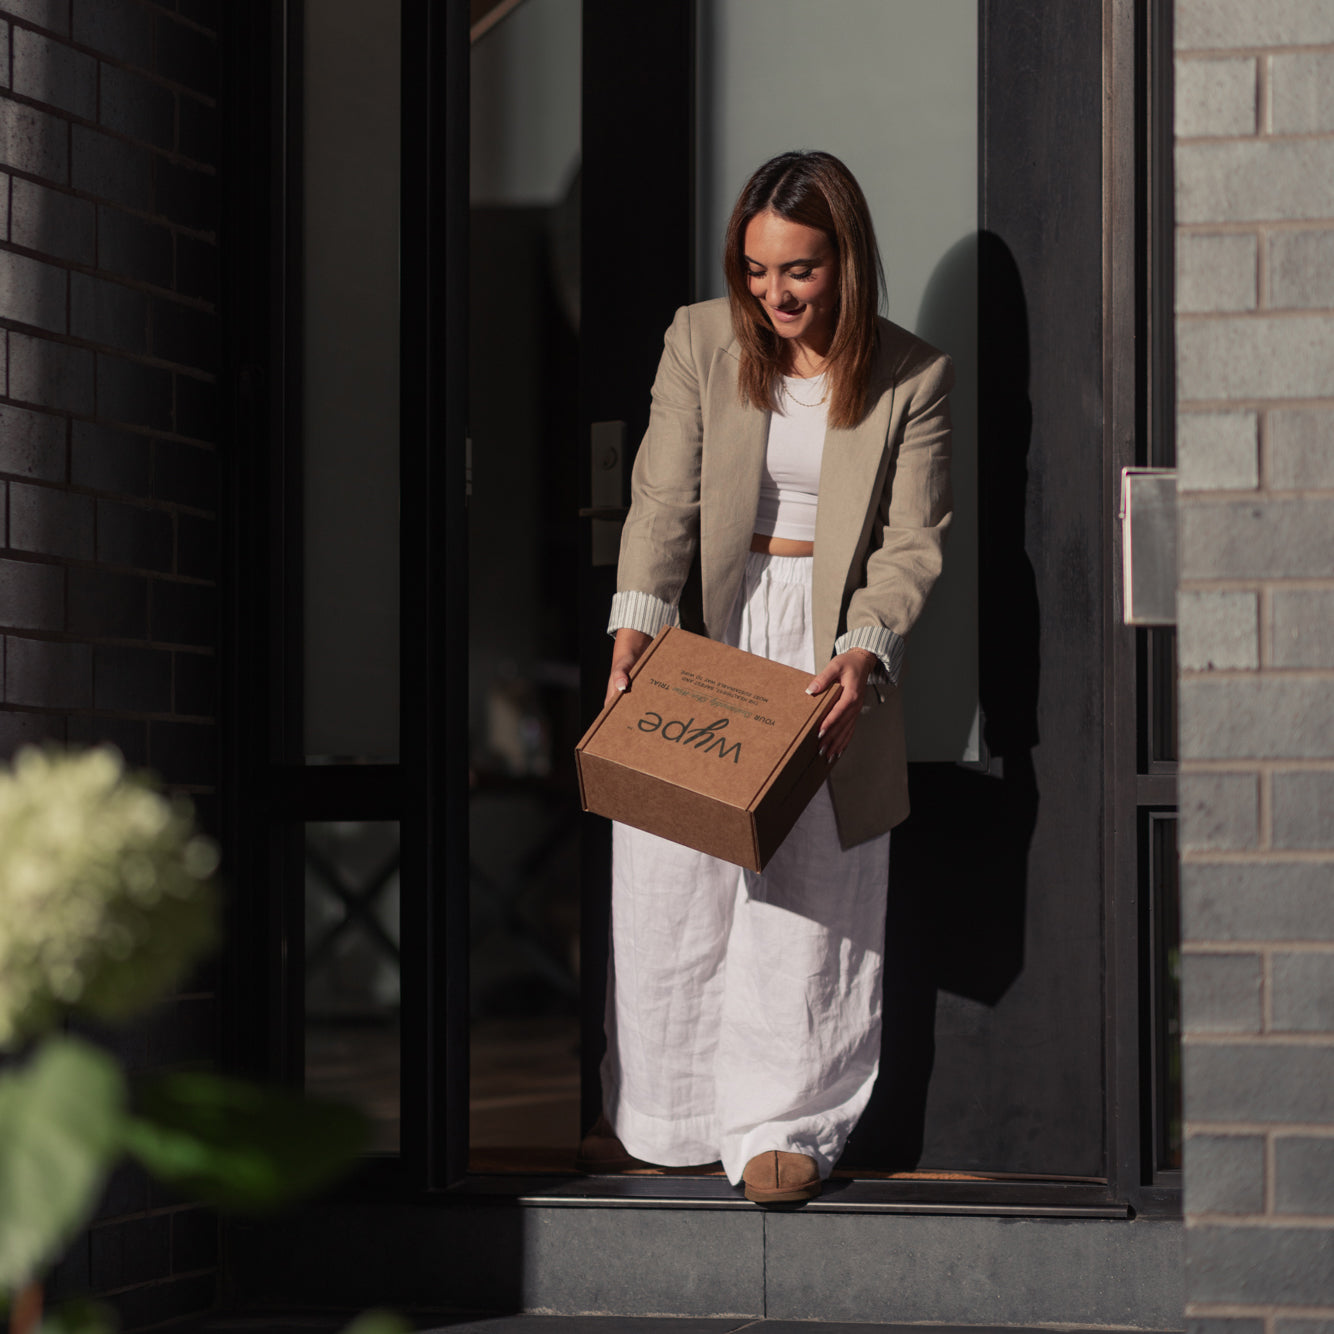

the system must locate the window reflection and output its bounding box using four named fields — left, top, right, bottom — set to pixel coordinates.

left=1150, top=812, right=1181, bottom=1174
left=467, top=0, right=583, bottom=1167
left=1150, top=627, right=1178, bottom=765
left=302, top=0, right=401, bottom=761
left=304, top=820, right=401, bottom=1153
